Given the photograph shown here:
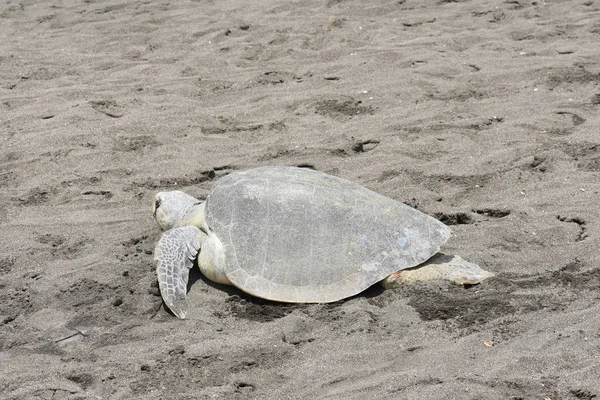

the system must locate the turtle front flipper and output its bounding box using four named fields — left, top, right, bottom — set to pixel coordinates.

left=381, top=253, right=495, bottom=289
left=154, top=226, right=204, bottom=319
